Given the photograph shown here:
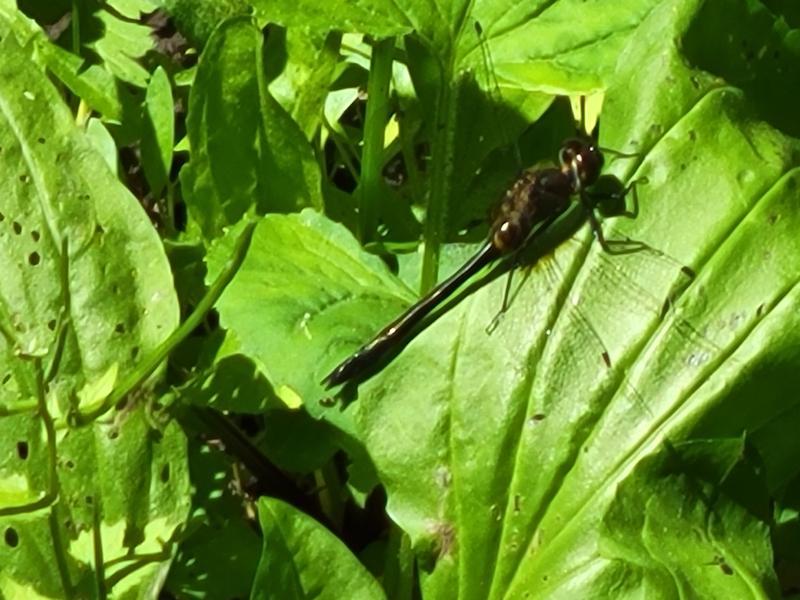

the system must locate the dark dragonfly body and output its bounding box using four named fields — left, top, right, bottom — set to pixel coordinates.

left=323, top=137, right=606, bottom=389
